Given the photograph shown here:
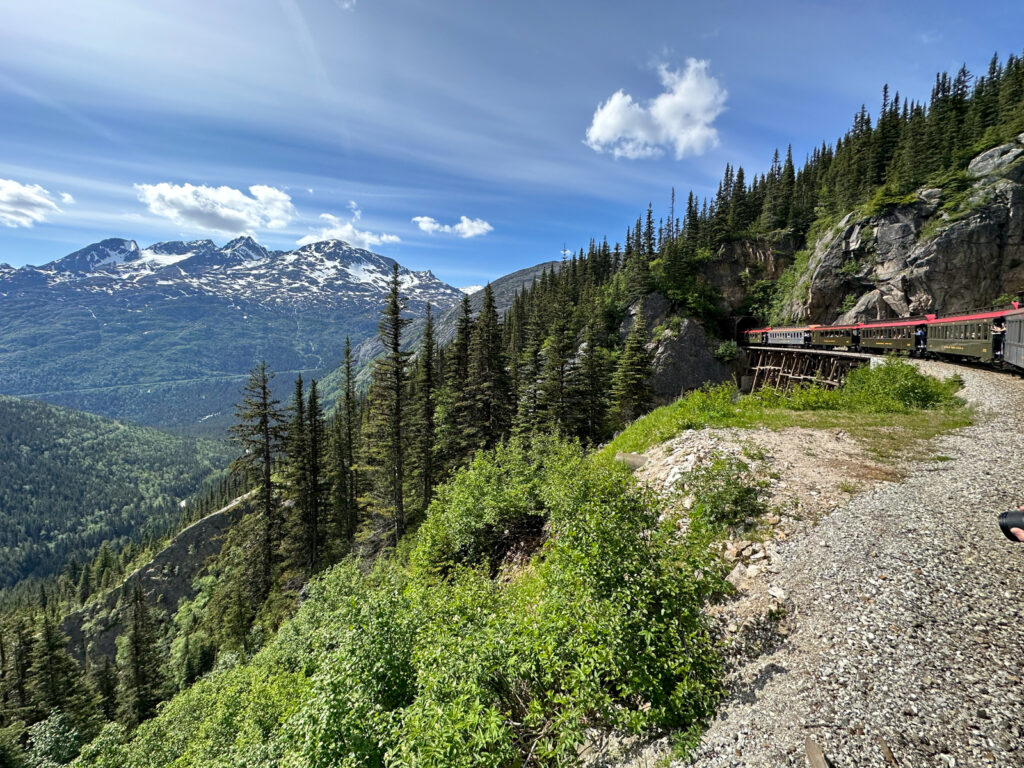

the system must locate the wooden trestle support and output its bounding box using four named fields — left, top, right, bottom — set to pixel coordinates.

left=745, top=346, right=872, bottom=392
